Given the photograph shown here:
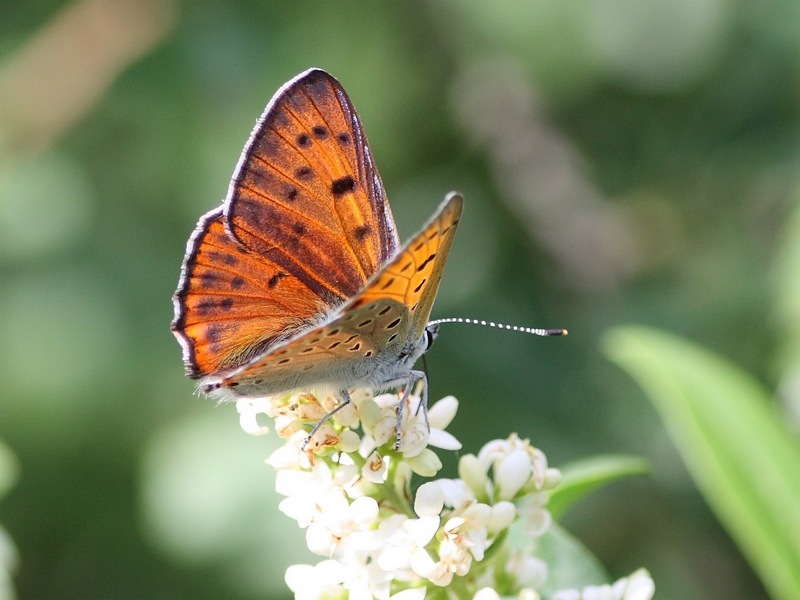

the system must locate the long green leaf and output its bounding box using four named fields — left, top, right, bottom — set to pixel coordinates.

left=0, top=440, right=18, bottom=501
left=547, top=455, right=650, bottom=521
left=604, top=326, right=800, bottom=600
